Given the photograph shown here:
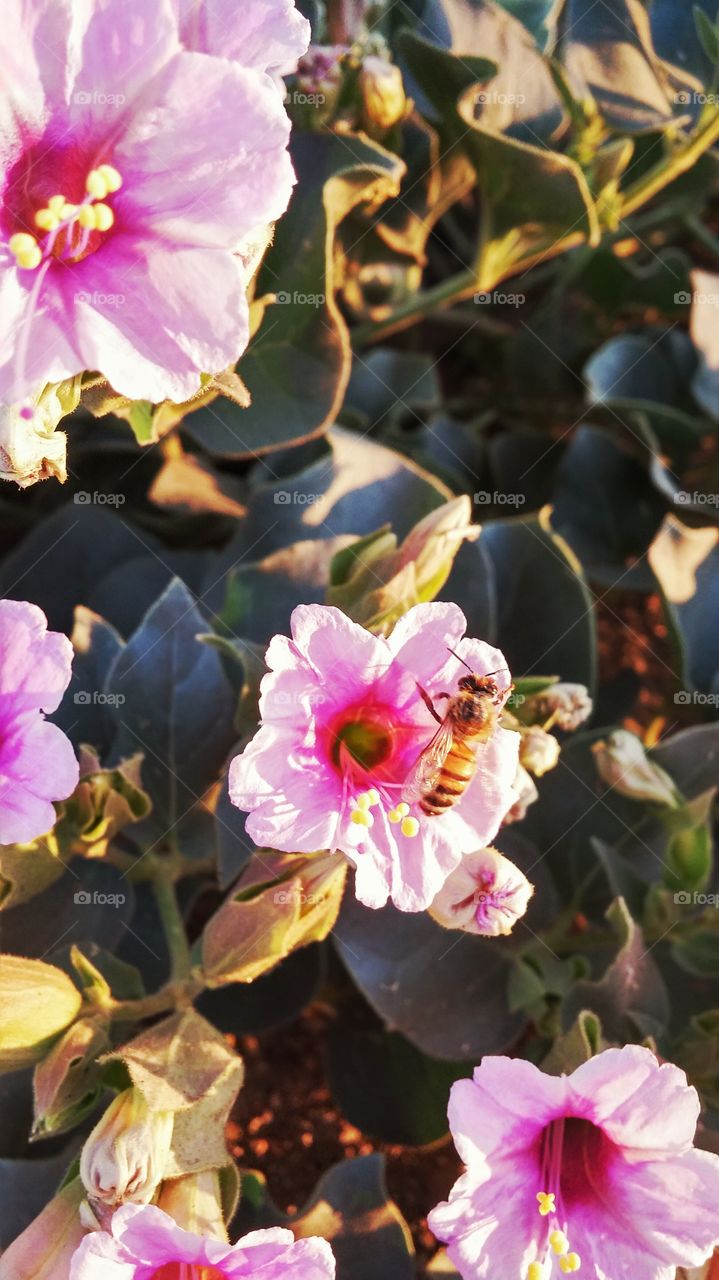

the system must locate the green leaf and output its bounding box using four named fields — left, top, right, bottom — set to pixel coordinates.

left=541, top=1010, right=605, bottom=1074
left=673, top=931, right=719, bottom=978
left=694, top=5, right=719, bottom=64
left=183, top=134, right=405, bottom=458
left=105, top=579, right=237, bottom=855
